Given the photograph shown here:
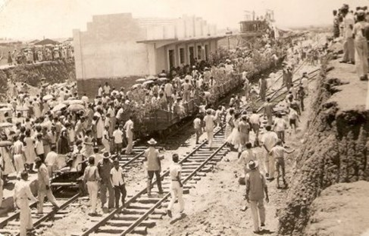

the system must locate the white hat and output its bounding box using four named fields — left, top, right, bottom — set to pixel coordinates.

left=147, top=138, right=157, bottom=145
left=247, top=160, right=259, bottom=170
